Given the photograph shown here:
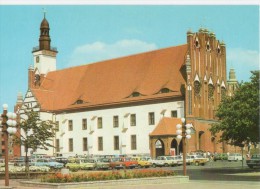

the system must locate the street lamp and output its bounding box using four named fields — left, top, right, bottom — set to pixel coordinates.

left=176, top=118, right=192, bottom=176
left=0, top=104, right=17, bottom=186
